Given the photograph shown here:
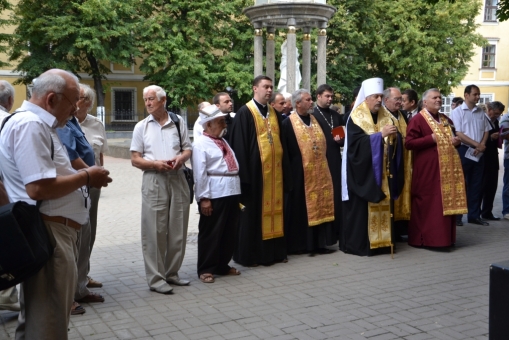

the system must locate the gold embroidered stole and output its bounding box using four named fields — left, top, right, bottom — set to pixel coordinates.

left=420, top=110, right=468, bottom=215
left=289, top=114, right=335, bottom=226
left=390, top=110, right=412, bottom=221
left=350, top=102, right=393, bottom=249
left=246, top=100, right=284, bottom=240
